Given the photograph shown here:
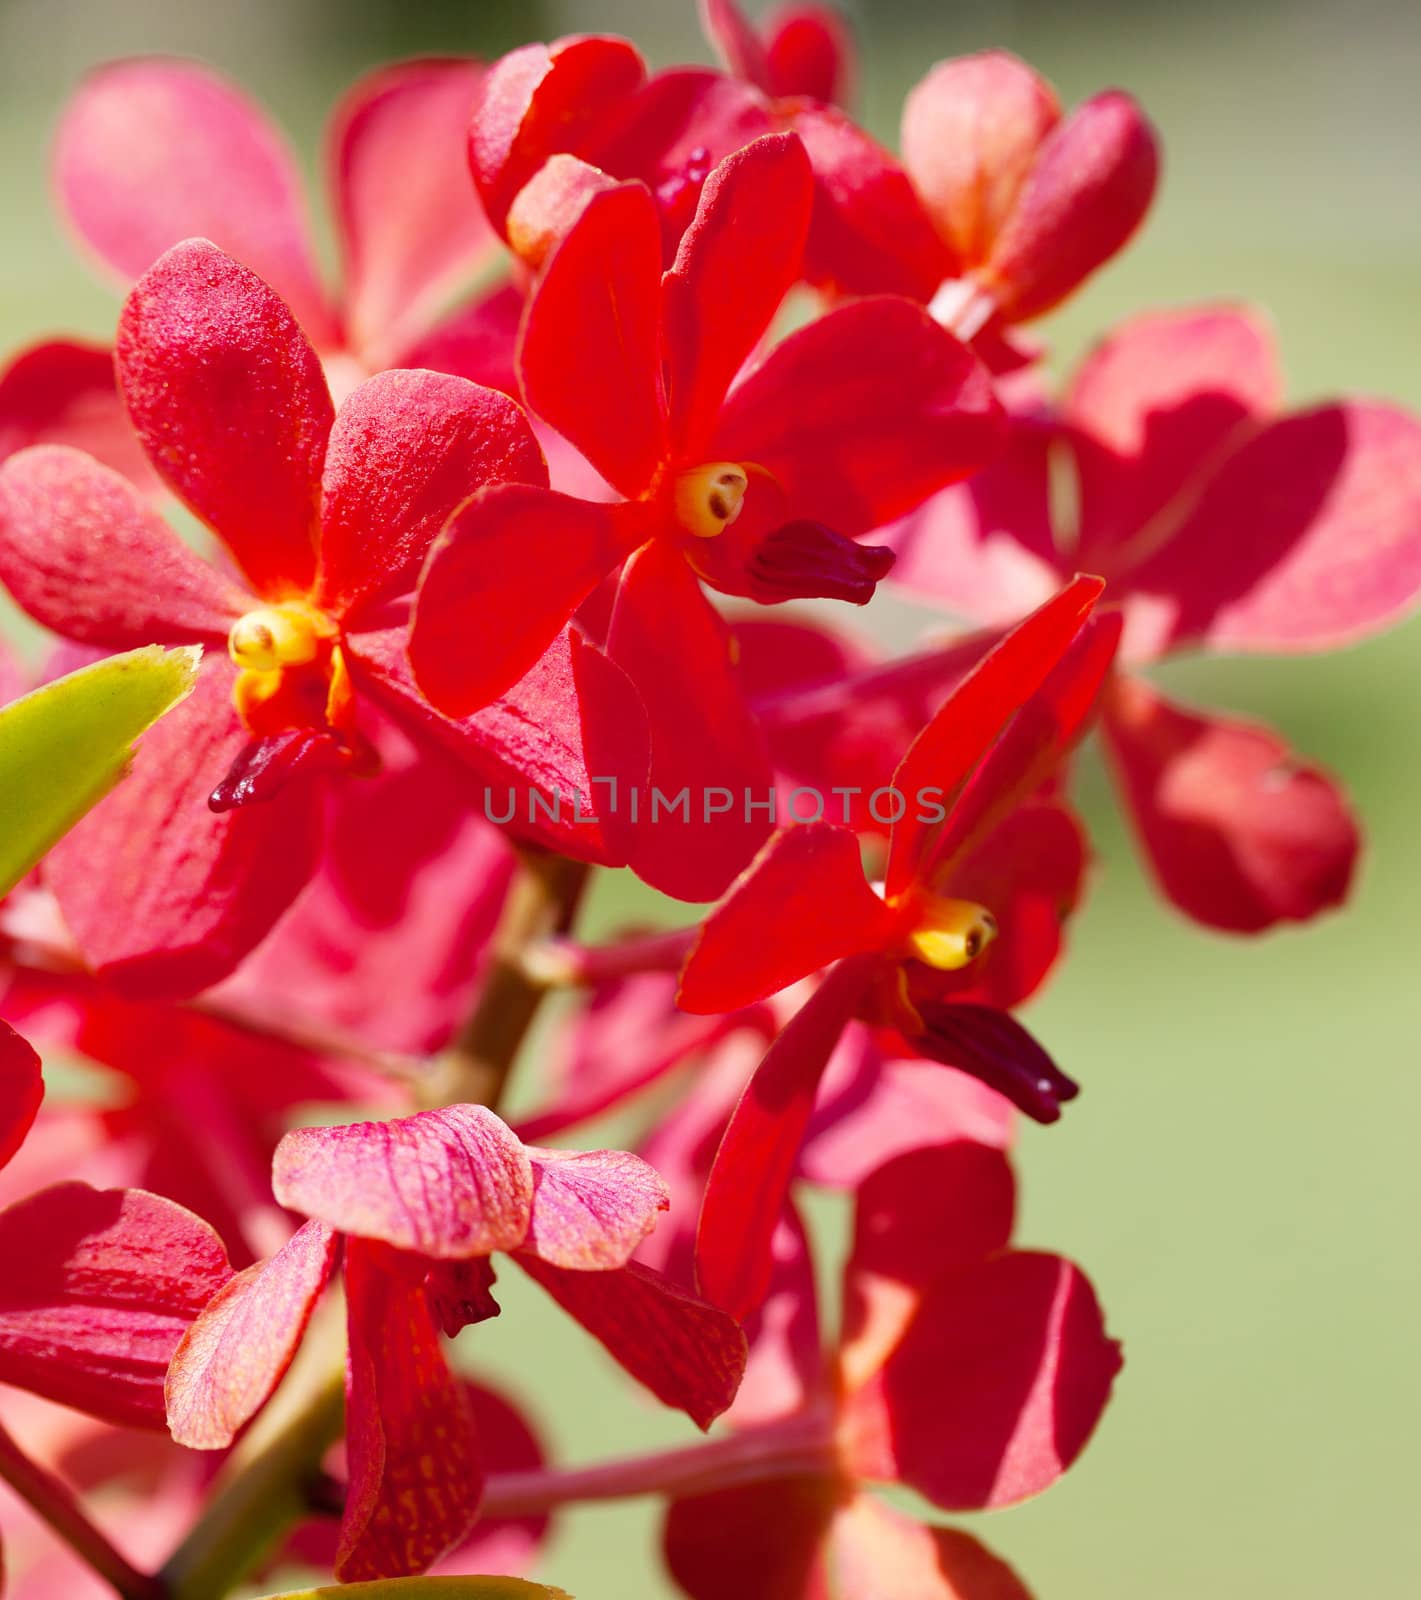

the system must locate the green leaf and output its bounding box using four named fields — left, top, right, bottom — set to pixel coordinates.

left=0, top=644, right=202, bottom=898
left=255, top=1581, right=574, bottom=1600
